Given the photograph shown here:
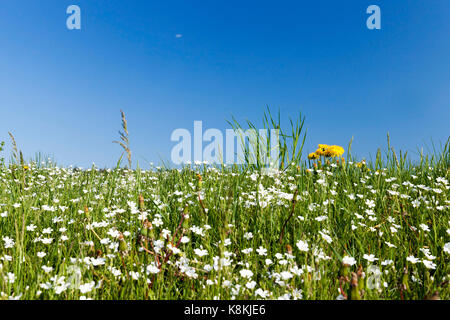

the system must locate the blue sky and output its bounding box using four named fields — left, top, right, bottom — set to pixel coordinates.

left=0, top=1, right=449, bottom=168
